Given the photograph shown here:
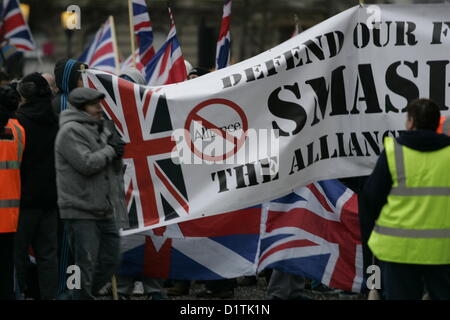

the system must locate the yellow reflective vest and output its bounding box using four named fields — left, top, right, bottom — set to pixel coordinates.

left=368, top=136, right=450, bottom=265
